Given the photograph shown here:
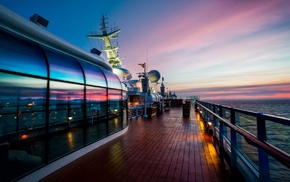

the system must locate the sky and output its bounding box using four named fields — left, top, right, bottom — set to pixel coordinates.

left=1, top=0, right=290, bottom=100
